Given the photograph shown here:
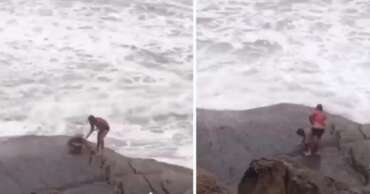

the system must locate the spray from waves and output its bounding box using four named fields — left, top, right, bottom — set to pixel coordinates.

left=0, top=0, right=193, bottom=168
left=197, top=0, right=370, bottom=123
